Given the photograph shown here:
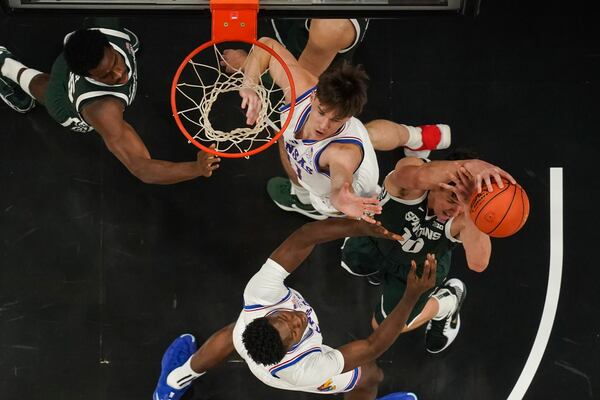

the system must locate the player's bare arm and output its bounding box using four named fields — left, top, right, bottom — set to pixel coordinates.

left=270, top=218, right=401, bottom=275
left=229, top=37, right=317, bottom=124
left=337, top=254, right=437, bottom=372
left=81, top=98, right=220, bottom=184
left=445, top=168, right=491, bottom=272
left=319, top=143, right=381, bottom=222
left=387, top=156, right=516, bottom=194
